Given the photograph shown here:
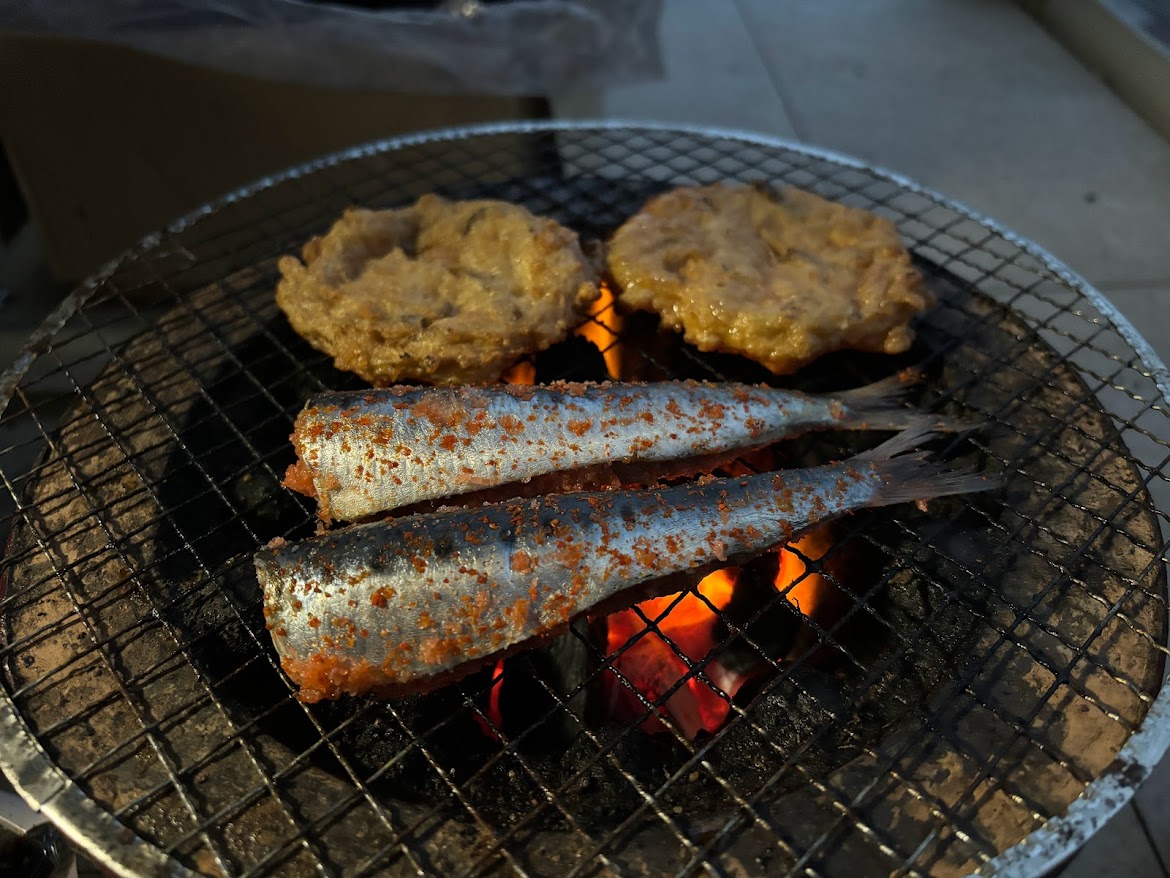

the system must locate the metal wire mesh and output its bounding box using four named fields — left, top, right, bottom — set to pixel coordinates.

left=0, top=124, right=1167, bottom=878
